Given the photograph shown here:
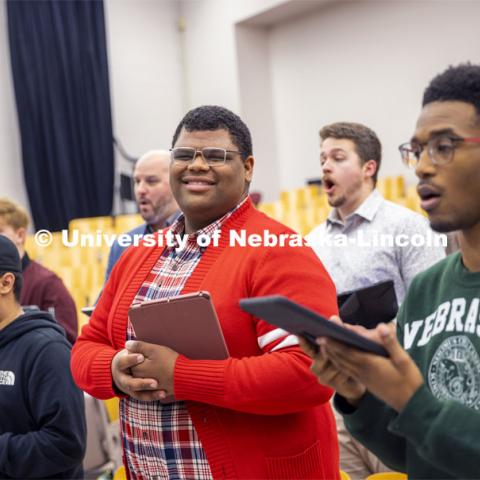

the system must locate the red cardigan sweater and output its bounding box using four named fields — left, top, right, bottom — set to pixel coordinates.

left=71, top=200, right=340, bottom=479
